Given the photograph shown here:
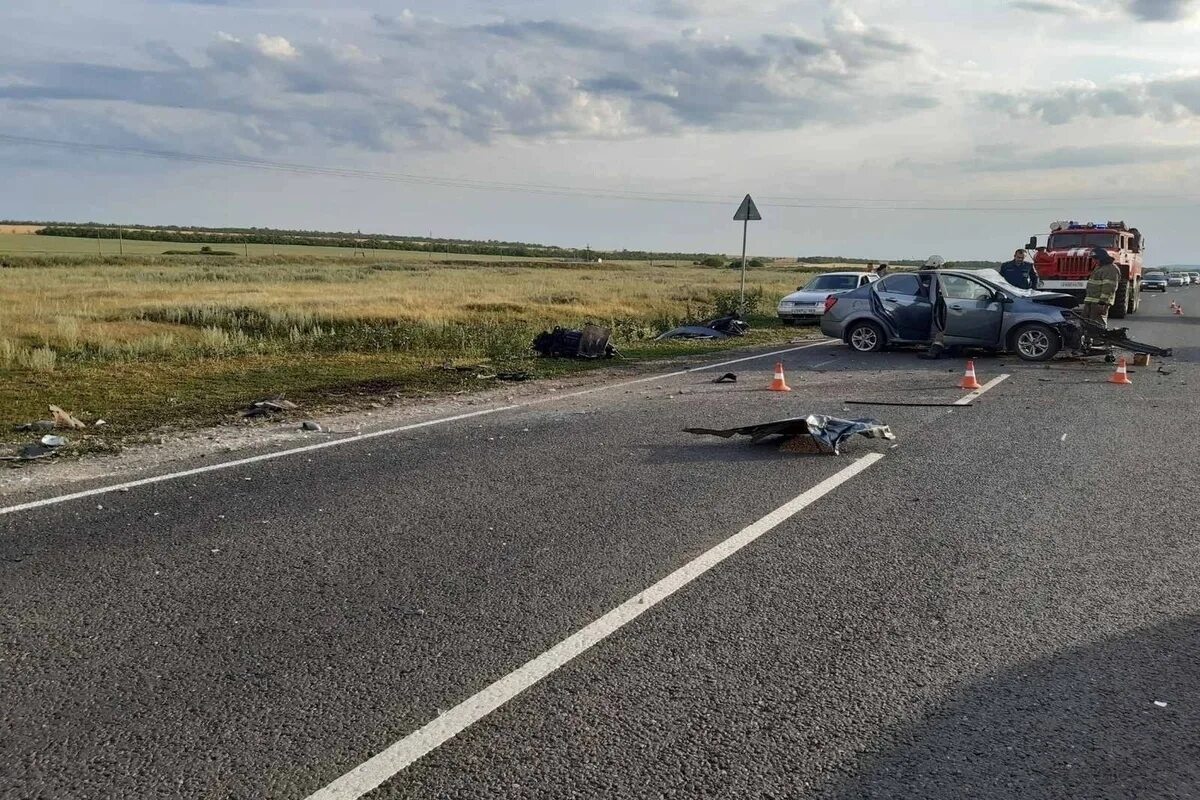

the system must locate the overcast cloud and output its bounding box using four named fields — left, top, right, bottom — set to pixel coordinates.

left=2, top=0, right=1199, bottom=262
